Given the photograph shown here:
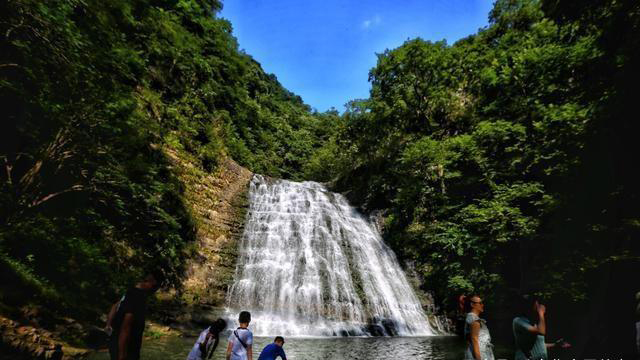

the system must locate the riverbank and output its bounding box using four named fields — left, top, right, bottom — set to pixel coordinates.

left=0, top=314, right=89, bottom=360
left=0, top=311, right=209, bottom=359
